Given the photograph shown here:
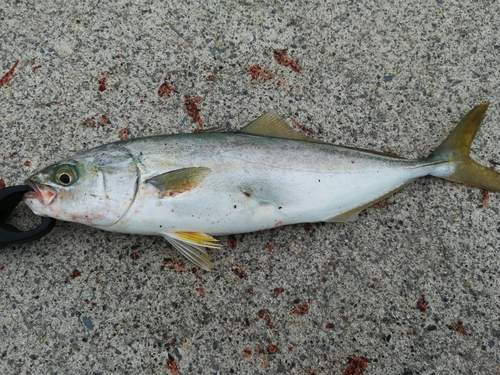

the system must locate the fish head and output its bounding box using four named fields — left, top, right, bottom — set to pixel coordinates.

left=24, top=147, right=138, bottom=228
